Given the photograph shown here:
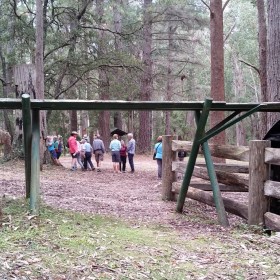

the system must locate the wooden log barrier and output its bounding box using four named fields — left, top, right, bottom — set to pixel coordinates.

left=172, top=161, right=249, bottom=174
left=264, top=180, right=280, bottom=199
left=265, top=147, right=280, bottom=165
left=172, top=141, right=250, bottom=162
left=264, top=212, right=280, bottom=232
left=248, top=140, right=270, bottom=226
left=193, top=166, right=249, bottom=190
left=172, top=184, right=248, bottom=219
